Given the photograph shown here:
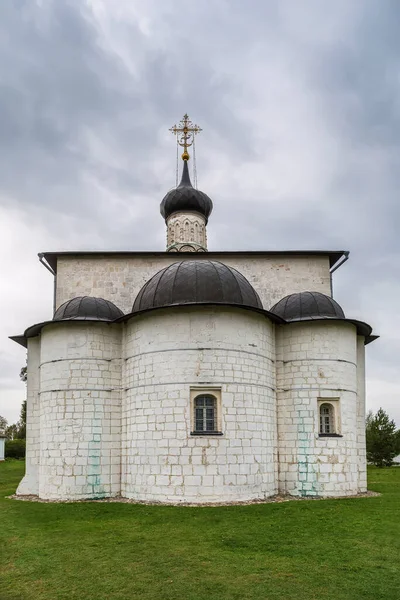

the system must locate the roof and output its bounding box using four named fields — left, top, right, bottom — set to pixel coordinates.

left=132, top=260, right=263, bottom=313
left=271, top=291, right=345, bottom=321
left=54, top=297, right=123, bottom=321
left=10, top=303, right=286, bottom=349
left=39, top=250, right=348, bottom=274
left=270, top=291, right=375, bottom=341
left=160, top=160, right=213, bottom=222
